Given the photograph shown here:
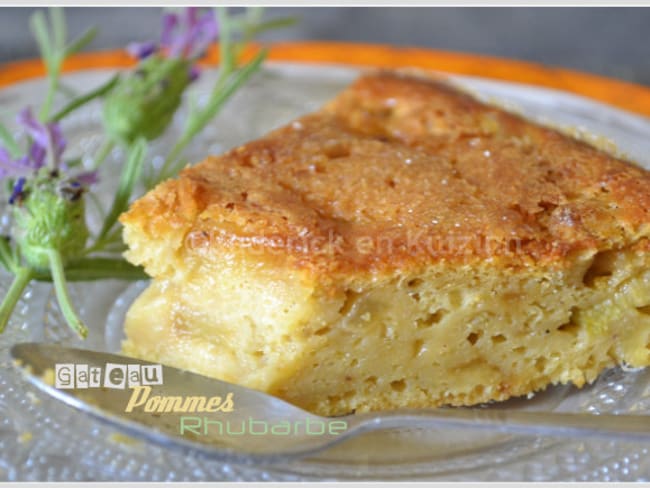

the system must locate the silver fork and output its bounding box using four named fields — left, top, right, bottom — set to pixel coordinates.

left=11, top=342, right=650, bottom=464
